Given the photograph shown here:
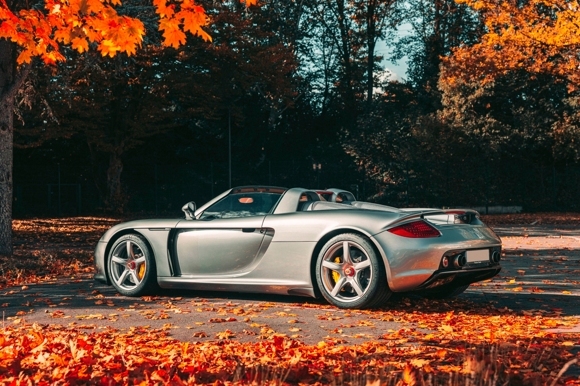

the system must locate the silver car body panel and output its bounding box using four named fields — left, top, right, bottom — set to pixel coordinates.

left=95, top=186, right=501, bottom=298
